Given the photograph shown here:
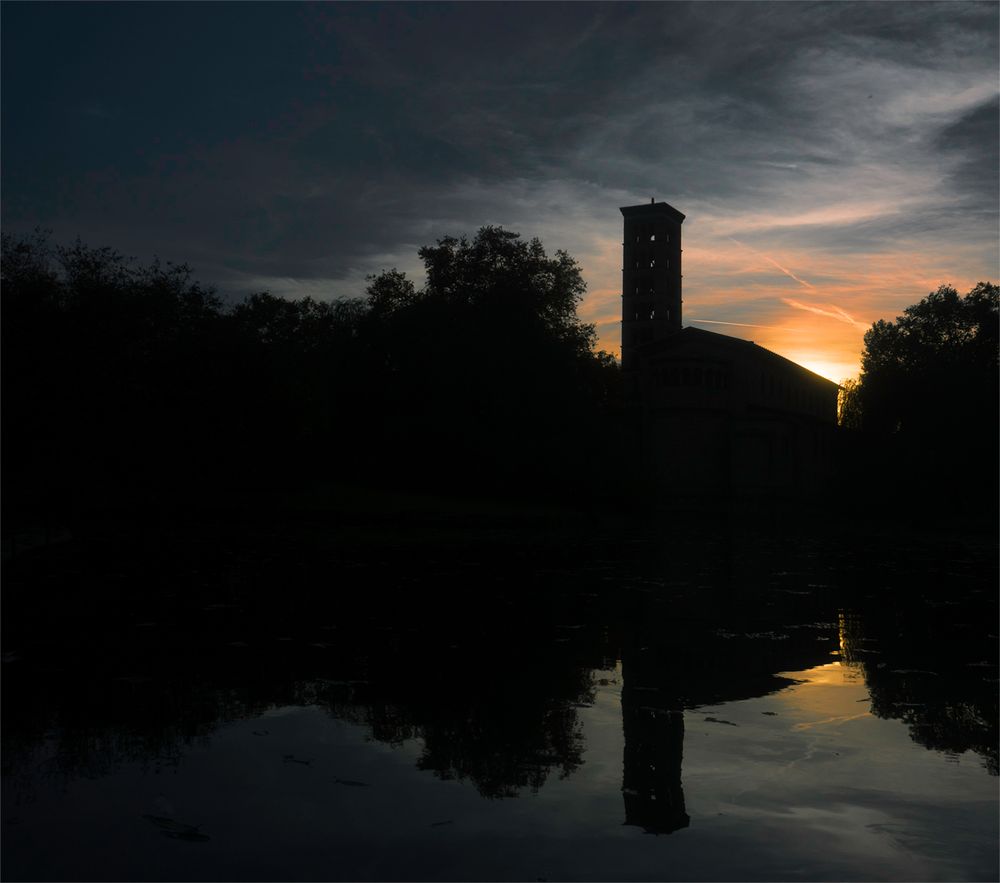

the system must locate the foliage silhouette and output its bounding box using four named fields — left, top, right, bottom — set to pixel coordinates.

left=837, top=378, right=863, bottom=430
left=858, top=282, right=997, bottom=435
left=359, top=227, right=620, bottom=499
left=839, top=282, right=998, bottom=515
left=2, top=232, right=242, bottom=529
left=2, top=228, right=621, bottom=534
